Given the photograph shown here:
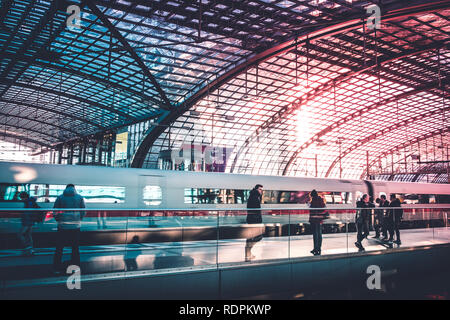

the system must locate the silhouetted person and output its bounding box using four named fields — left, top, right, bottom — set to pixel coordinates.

left=245, top=184, right=263, bottom=261
left=355, top=194, right=370, bottom=251
left=53, top=184, right=85, bottom=273
left=368, top=196, right=375, bottom=231
left=378, top=195, right=390, bottom=240
left=18, top=192, right=38, bottom=256
left=309, top=190, right=327, bottom=256
left=388, top=194, right=403, bottom=245
left=374, top=198, right=382, bottom=238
